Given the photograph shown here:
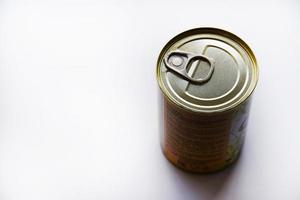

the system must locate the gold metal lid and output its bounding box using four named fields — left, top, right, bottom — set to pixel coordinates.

left=157, top=28, right=259, bottom=113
